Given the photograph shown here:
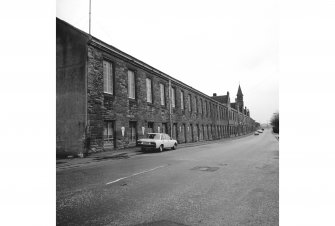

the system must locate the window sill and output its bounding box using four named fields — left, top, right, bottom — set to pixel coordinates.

left=104, top=93, right=114, bottom=99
